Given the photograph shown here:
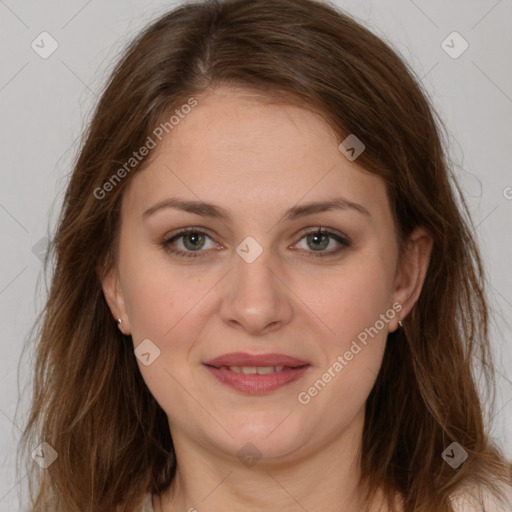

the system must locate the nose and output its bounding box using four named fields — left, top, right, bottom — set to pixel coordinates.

left=218, top=248, right=294, bottom=336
